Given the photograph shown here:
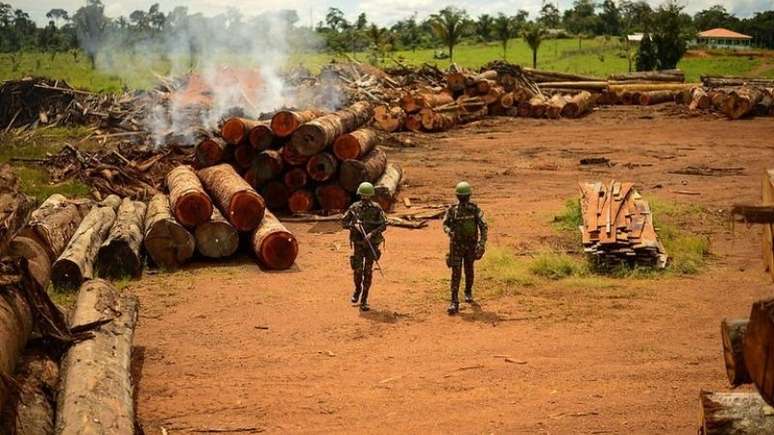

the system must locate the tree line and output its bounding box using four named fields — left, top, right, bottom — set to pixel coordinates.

left=0, top=0, right=772, bottom=71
